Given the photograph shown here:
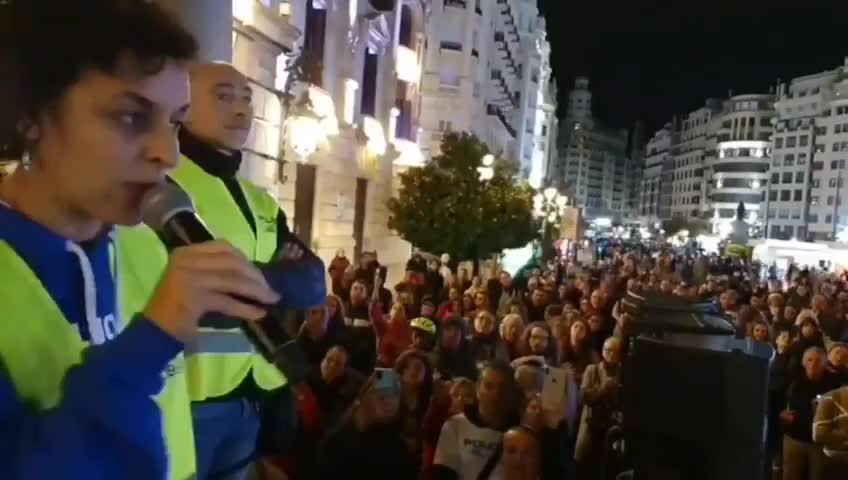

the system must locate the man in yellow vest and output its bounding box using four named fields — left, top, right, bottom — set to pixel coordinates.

left=166, top=62, right=326, bottom=480
left=0, top=2, right=280, bottom=479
